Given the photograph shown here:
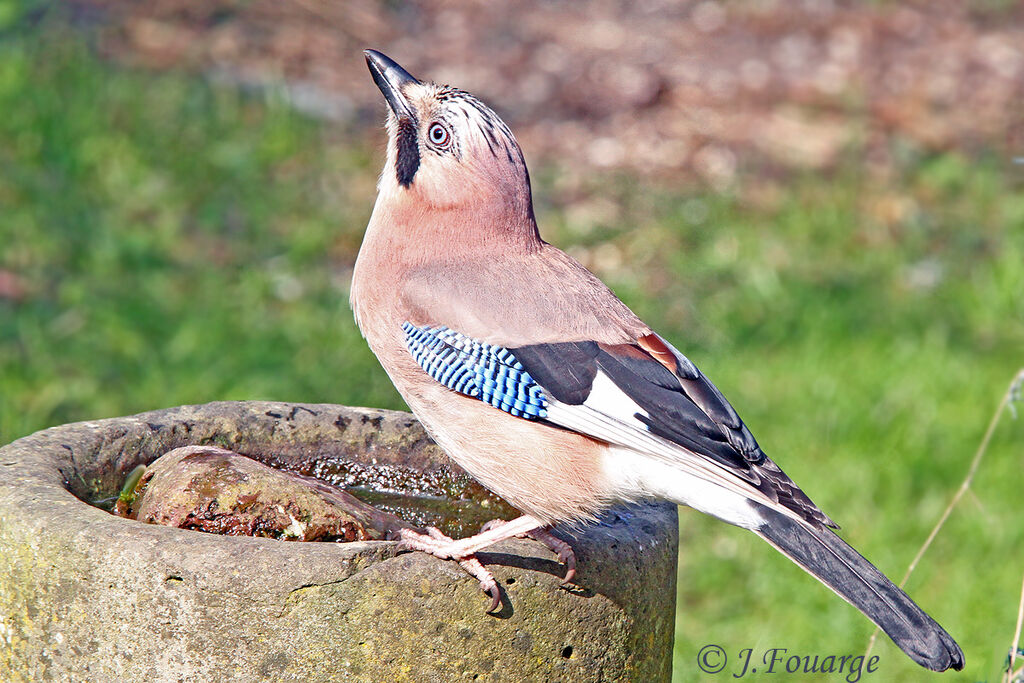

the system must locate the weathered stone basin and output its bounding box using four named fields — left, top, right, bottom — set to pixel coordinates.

left=0, top=401, right=677, bottom=682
